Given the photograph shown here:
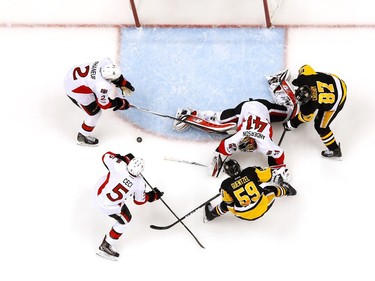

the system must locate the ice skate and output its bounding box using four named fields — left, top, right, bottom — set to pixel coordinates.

left=281, top=182, right=297, bottom=196
left=96, top=236, right=119, bottom=261
left=203, top=203, right=216, bottom=223
left=321, top=143, right=342, bottom=161
left=77, top=132, right=99, bottom=146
